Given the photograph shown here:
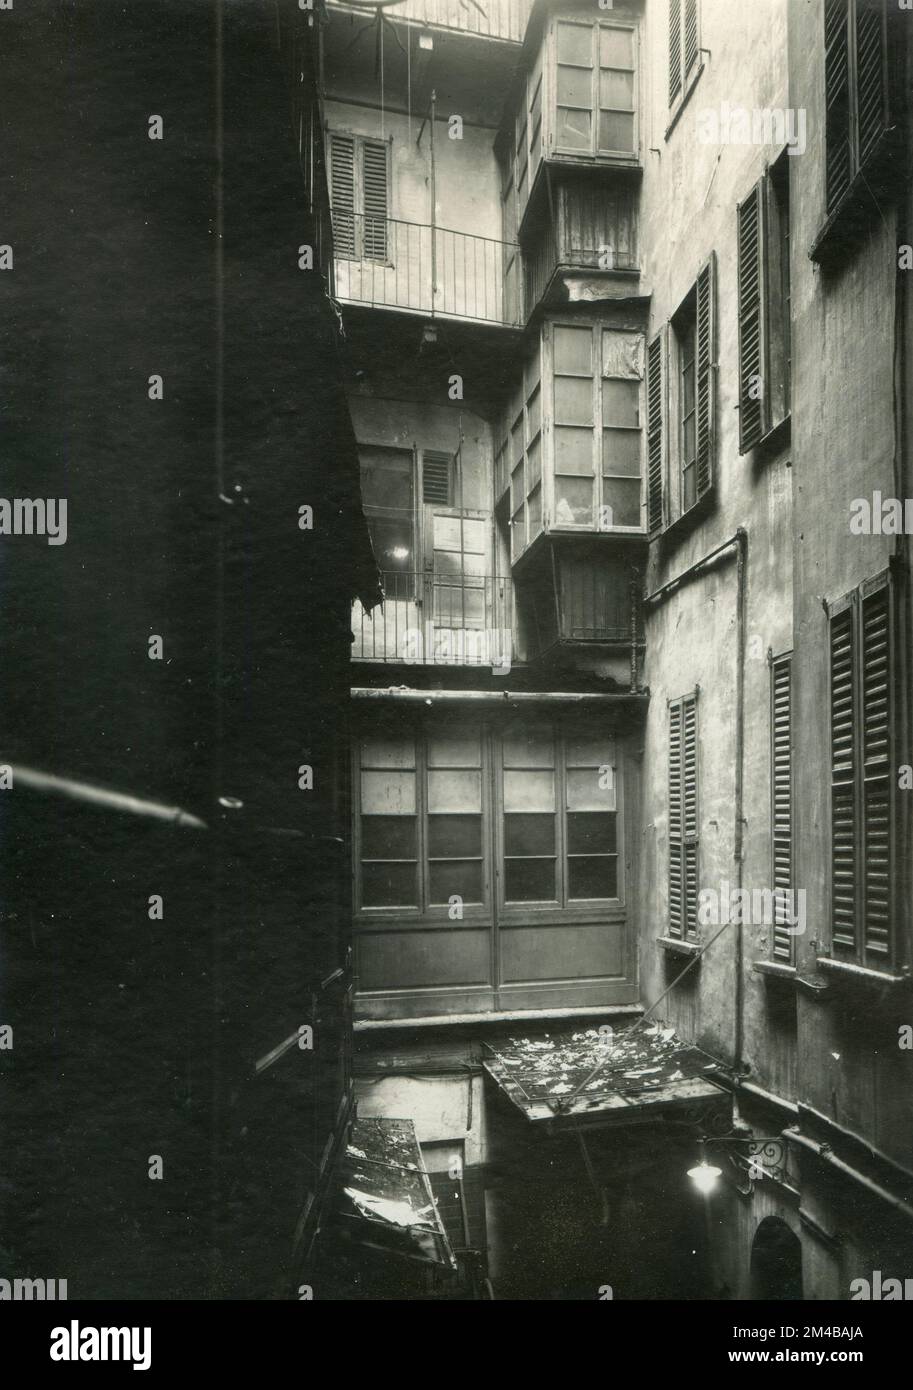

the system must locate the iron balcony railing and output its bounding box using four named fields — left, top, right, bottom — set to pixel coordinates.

left=332, top=213, right=522, bottom=327
left=352, top=569, right=512, bottom=667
